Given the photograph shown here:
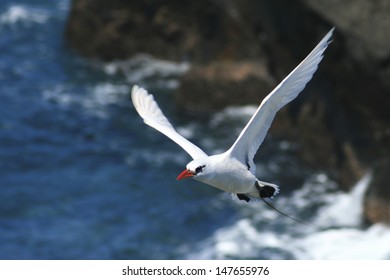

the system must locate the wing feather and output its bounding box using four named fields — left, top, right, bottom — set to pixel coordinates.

left=227, top=28, right=334, bottom=173
left=131, top=85, right=208, bottom=160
